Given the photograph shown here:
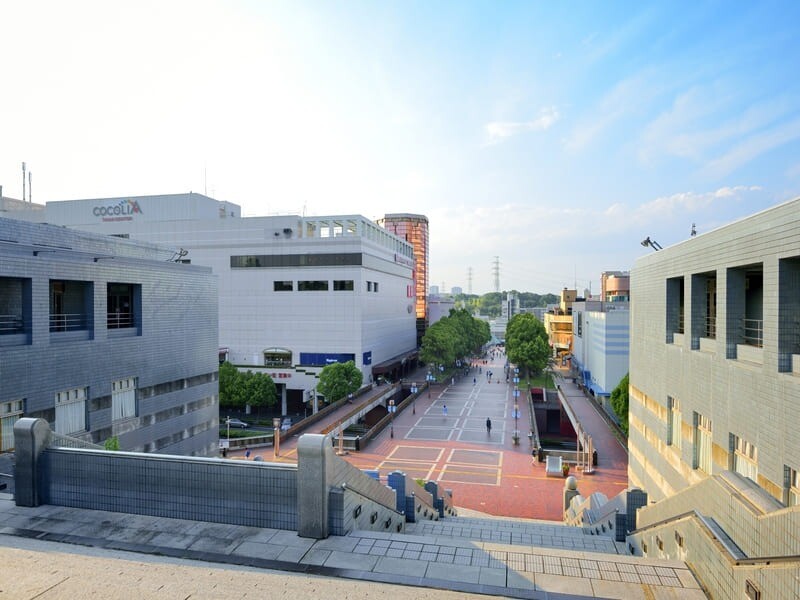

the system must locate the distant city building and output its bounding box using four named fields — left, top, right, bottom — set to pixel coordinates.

left=427, top=294, right=456, bottom=325
left=600, top=271, right=630, bottom=304
left=377, top=214, right=429, bottom=344
left=450, top=286, right=462, bottom=296
left=543, top=288, right=577, bottom=357
left=570, top=298, right=629, bottom=404
left=428, top=285, right=440, bottom=296
left=12, top=194, right=418, bottom=414
left=0, top=217, right=218, bottom=455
